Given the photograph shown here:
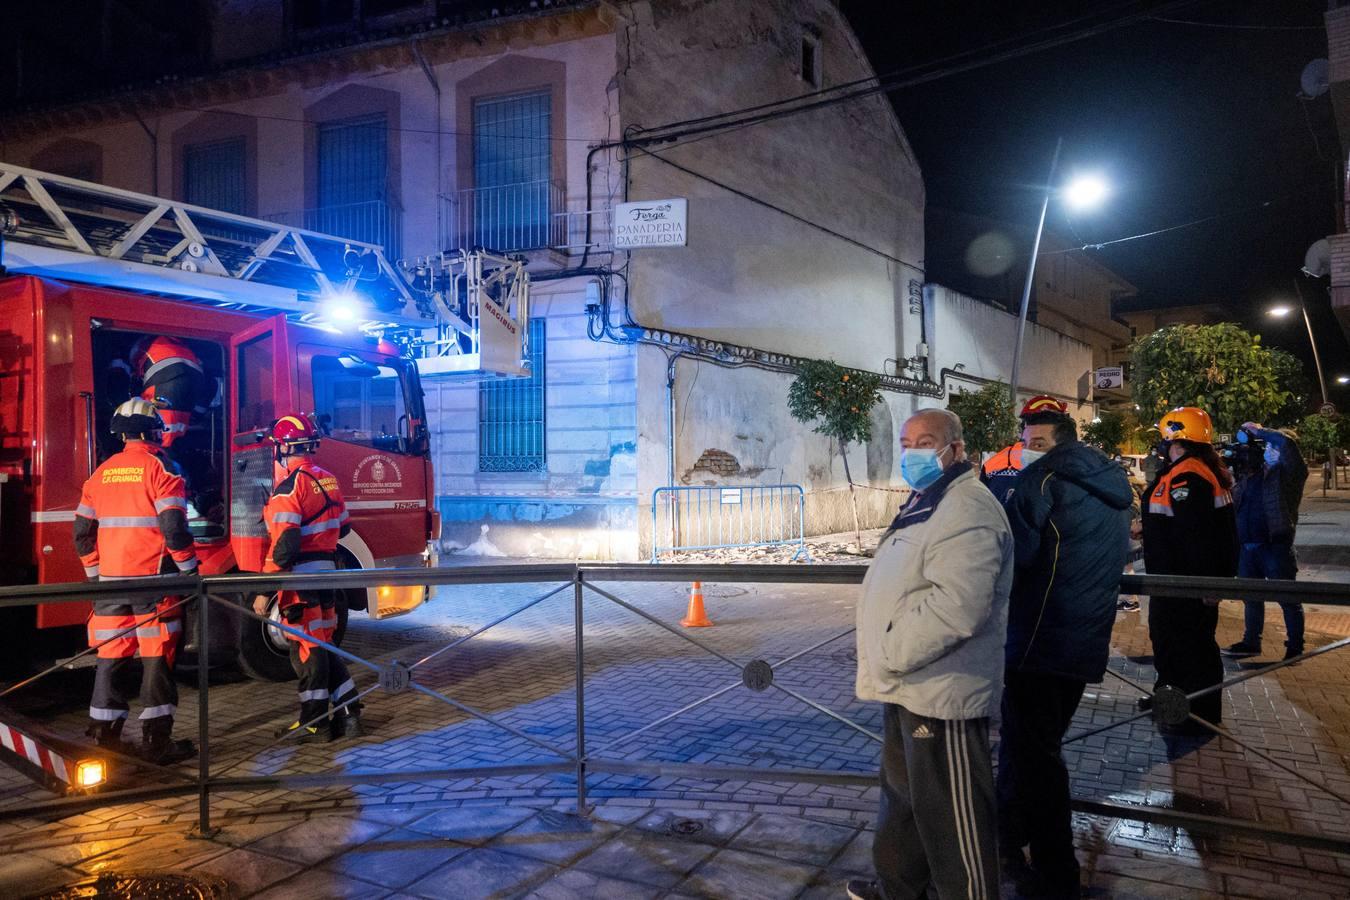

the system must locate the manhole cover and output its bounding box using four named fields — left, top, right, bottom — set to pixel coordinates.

left=30, top=872, right=230, bottom=900
left=669, top=819, right=705, bottom=836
